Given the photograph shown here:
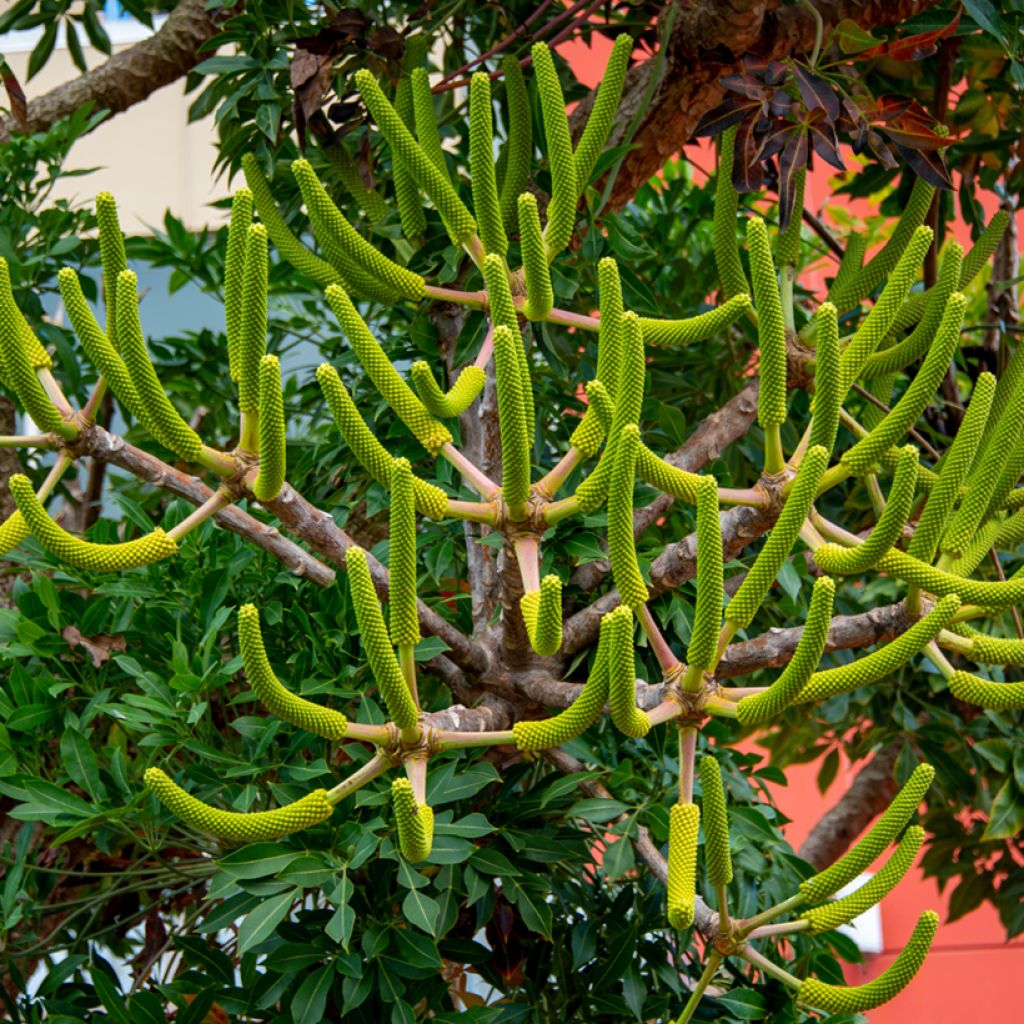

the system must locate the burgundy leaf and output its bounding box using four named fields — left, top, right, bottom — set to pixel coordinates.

left=893, top=142, right=954, bottom=190
left=778, top=129, right=809, bottom=231
left=693, top=99, right=758, bottom=138
left=859, top=10, right=960, bottom=62
left=866, top=129, right=899, bottom=169
left=770, top=91, right=794, bottom=117
left=806, top=115, right=845, bottom=171
left=732, top=116, right=768, bottom=193
left=720, top=73, right=767, bottom=100
left=1, top=59, right=27, bottom=131
left=763, top=60, right=789, bottom=88
left=792, top=64, right=841, bottom=122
